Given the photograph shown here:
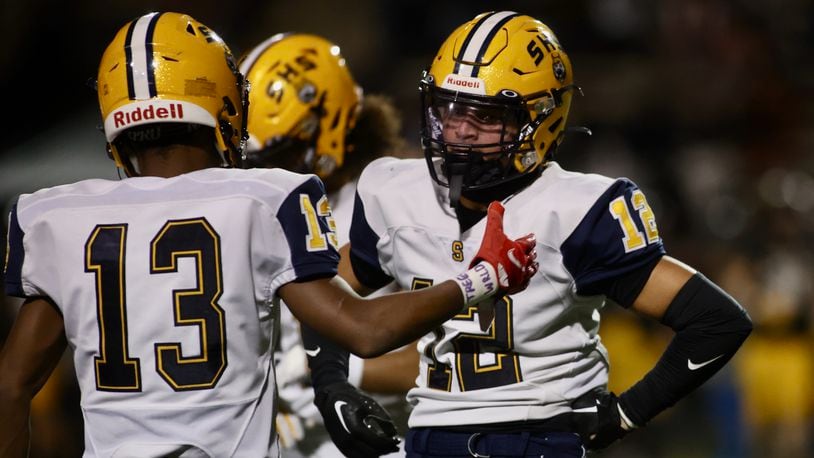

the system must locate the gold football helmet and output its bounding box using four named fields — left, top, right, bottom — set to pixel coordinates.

left=97, top=12, right=248, bottom=176
left=420, top=11, right=577, bottom=202
left=238, top=33, right=362, bottom=178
